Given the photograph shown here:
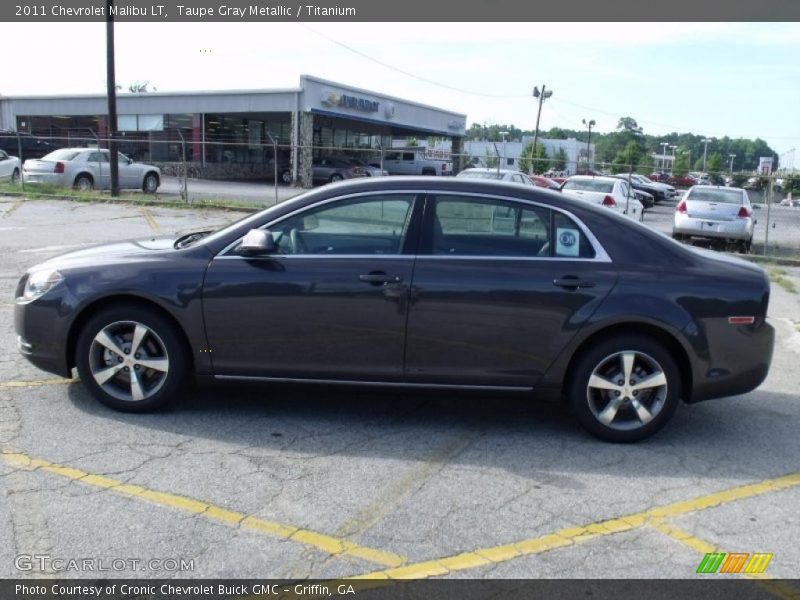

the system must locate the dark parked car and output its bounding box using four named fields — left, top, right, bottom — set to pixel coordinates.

left=0, top=130, right=59, bottom=162
left=312, top=156, right=367, bottom=184
left=14, top=177, right=774, bottom=442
